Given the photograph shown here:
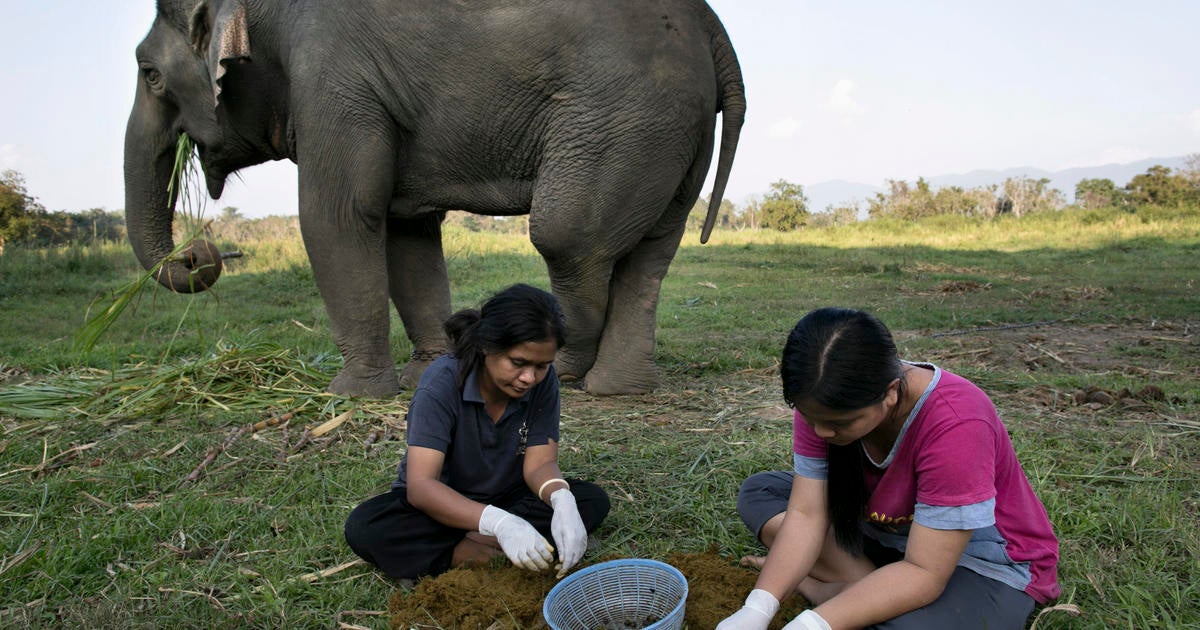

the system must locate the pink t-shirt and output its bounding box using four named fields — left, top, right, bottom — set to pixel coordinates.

left=793, top=364, right=1061, bottom=603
